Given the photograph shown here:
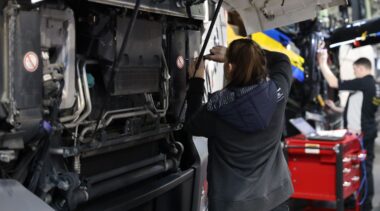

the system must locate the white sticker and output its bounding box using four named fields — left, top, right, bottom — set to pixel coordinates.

left=23, top=51, right=39, bottom=73
left=43, top=74, right=52, bottom=82
left=305, top=143, right=320, bottom=154
left=176, top=55, right=185, bottom=70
